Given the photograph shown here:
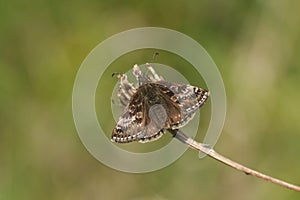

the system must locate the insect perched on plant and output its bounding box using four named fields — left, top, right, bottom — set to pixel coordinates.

left=111, top=63, right=209, bottom=143
left=110, top=64, right=300, bottom=192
